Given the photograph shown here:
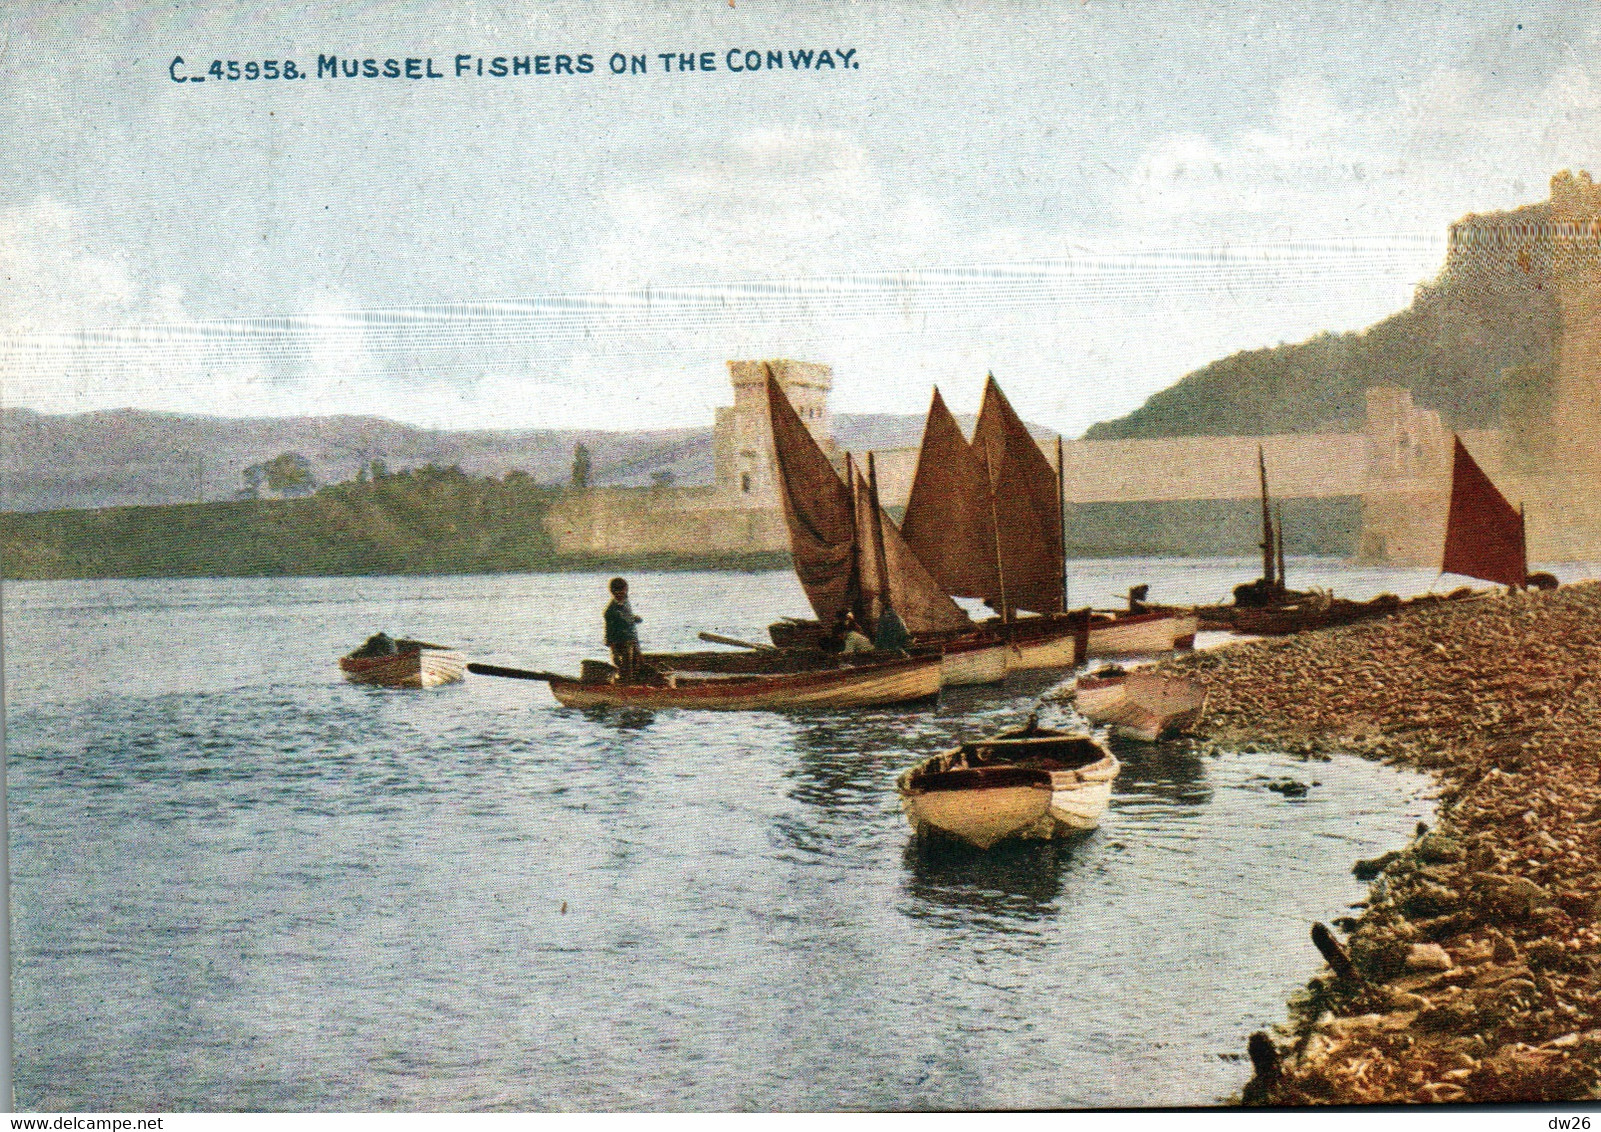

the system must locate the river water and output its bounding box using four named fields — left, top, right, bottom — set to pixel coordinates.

left=12, top=557, right=1551, bottom=1110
